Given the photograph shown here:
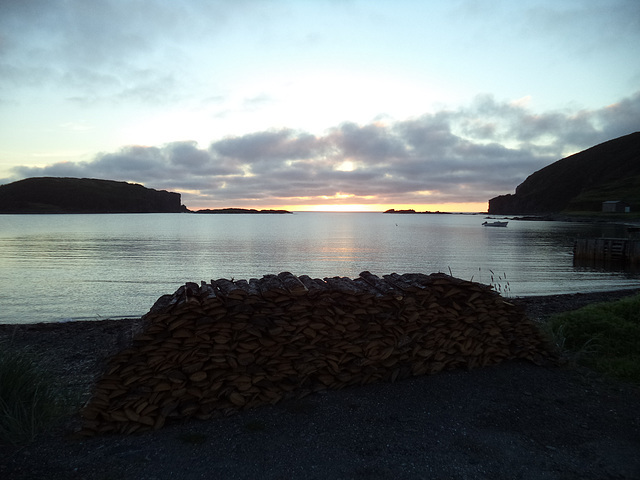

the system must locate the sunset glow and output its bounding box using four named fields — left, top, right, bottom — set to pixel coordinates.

left=197, top=202, right=489, bottom=213
left=1, top=1, right=638, bottom=211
